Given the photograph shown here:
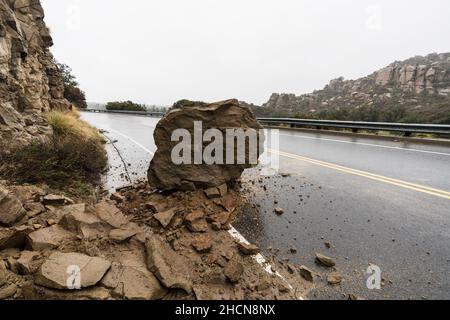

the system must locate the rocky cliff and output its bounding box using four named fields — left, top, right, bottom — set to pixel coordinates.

left=258, top=53, right=450, bottom=124
left=0, top=0, right=70, bottom=152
